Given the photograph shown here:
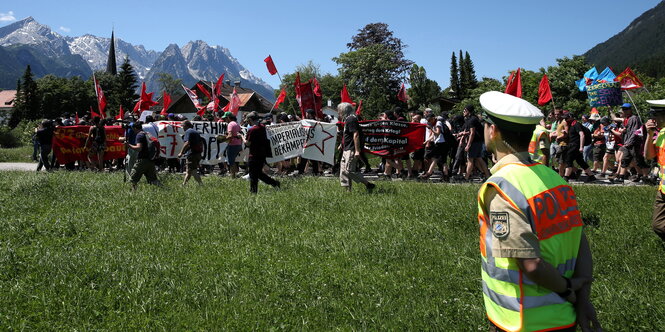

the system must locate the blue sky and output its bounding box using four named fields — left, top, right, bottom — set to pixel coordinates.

left=1, top=0, right=661, bottom=90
